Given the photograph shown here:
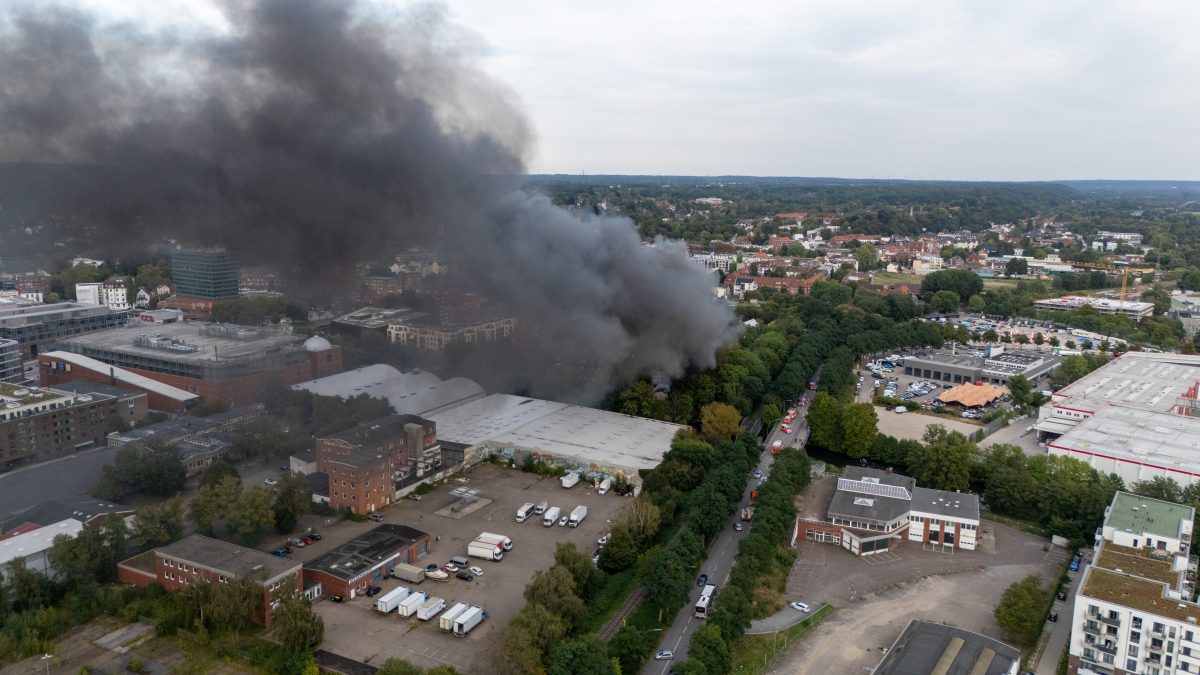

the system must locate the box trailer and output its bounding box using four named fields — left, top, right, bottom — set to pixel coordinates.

left=468, top=539, right=504, bottom=561
left=478, top=532, right=513, bottom=551
left=568, top=505, right=587, bottom=527
left=417, top=596, right=445, bottom=621
left=515, top=503, right=536, bottom=523
left=453, top=606, right=487, bottom=637
left=397, top=591, right=426, bottom=617
left=391, top=563, right=426, bottom=584
left=560, top=472, right=580, bottom=489
left=542, top=506, right=561, bottom=527
left=598, top=478, right=612, bottom=495
left=439, top=602, right=470, bottom=632
left=373, top=586, right=411, bottom=614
